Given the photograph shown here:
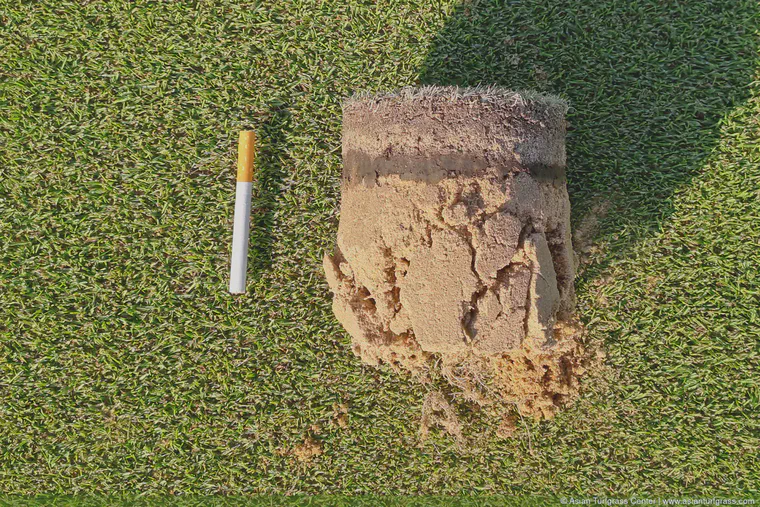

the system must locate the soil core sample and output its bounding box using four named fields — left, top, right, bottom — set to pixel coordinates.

left=324, top=87, right=586, bottom=419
